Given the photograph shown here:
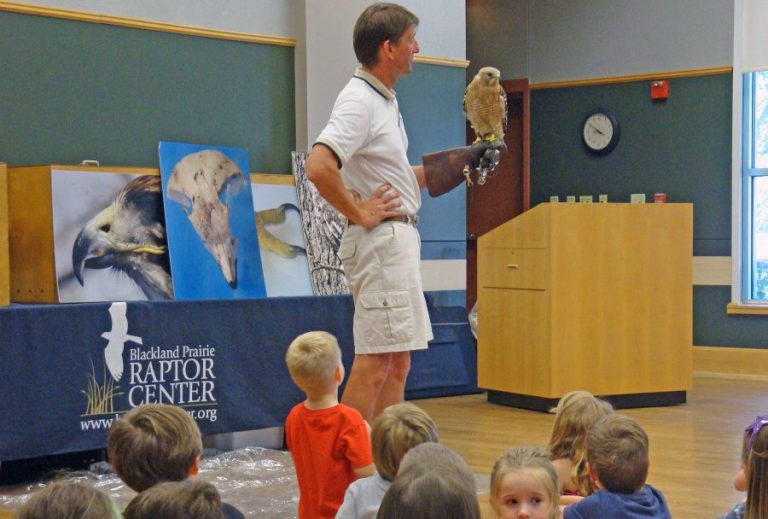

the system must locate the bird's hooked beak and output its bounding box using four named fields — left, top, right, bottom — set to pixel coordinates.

left=72, top=206, right=166, bottom=285
left=210, top=238, right=238, bottom=289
